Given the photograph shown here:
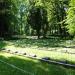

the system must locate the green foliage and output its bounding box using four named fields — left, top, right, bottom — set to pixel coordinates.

left=43, top=0, right=68, bottom=36
left=66, top=0, right=75, bottom=36
left=27, top=2, right=48, bottom=38
left=0, top=0, right=71, bottom=38
left=0, top=0, right=13, bottom=36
